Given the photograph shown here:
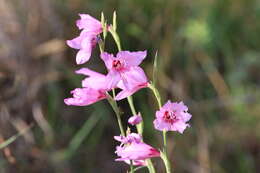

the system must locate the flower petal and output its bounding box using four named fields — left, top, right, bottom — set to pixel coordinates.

left=120, top=66, right=148, bottom=91
left=75, top=68, right=105, bottom=78
left=66, top=36, right=82, bottom=49
left=117, top=50, right=147, bottom=67
left=76, top=49, right=91, bottom=64
left=100, top=52, right=114, bottom=70
left=76, top=14, right=102, bottom=34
